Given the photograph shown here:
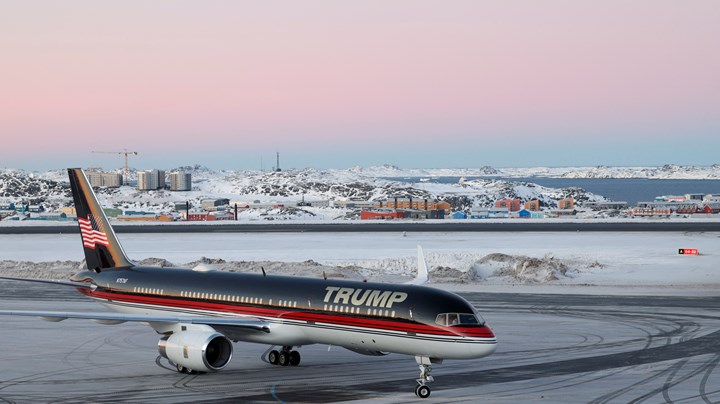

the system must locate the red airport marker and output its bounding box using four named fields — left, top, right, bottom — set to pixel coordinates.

left=678, top=248, right=699, bottom=255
